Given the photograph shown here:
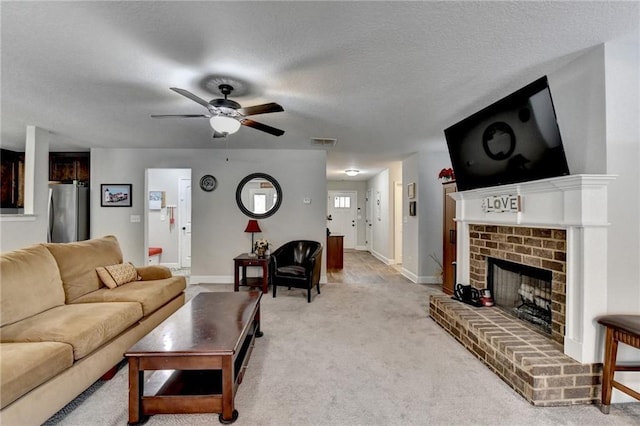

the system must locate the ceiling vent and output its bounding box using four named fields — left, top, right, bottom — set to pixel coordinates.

left=310, top=137, right=337, bottom=147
